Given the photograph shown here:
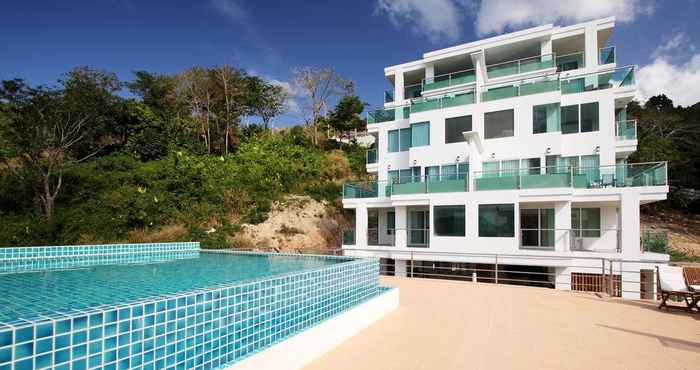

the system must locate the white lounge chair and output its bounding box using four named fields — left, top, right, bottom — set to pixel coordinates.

left=656, top=265, right=699, bottom=312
